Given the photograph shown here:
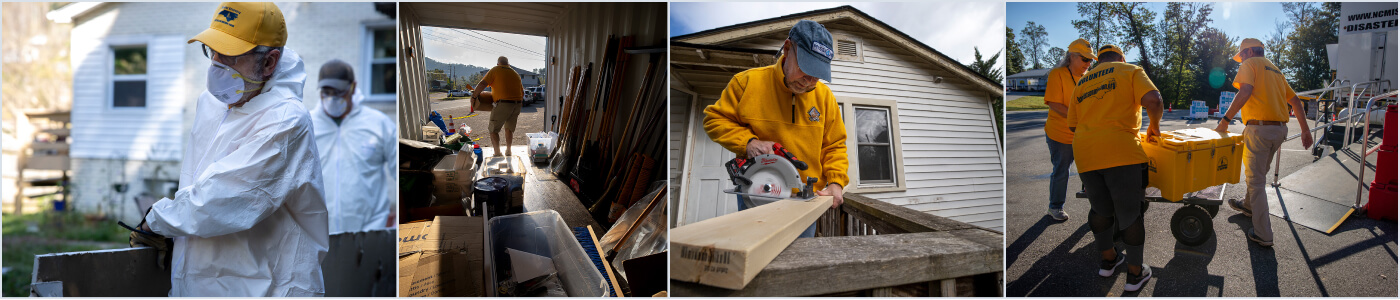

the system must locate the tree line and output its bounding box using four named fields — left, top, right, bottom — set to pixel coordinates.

left=1006, top=2, right=1341, bottom=109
